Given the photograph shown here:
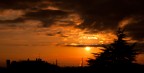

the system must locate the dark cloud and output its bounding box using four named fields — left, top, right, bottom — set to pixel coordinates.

left=25, top=10, right=69, bottom=27
left=50, top=0, right=144, bottom=40
left=0, top=0, right=144, bottom=41
left=0, top=0, right=72, bottom=28
left=0, top=0, right=49, bottom=10
left=50, top=0, right=144, bottom=28
left=46, top=31, right=69, bottom=37
left=65, top=44, right=103, bottom=47
left=0, top=9, right=69, bottom=27
left=0, top=18, right=24, bottom=23
left=0, top=18, right=25, bottom=27
left=125, top=16, right=144, bottom=40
